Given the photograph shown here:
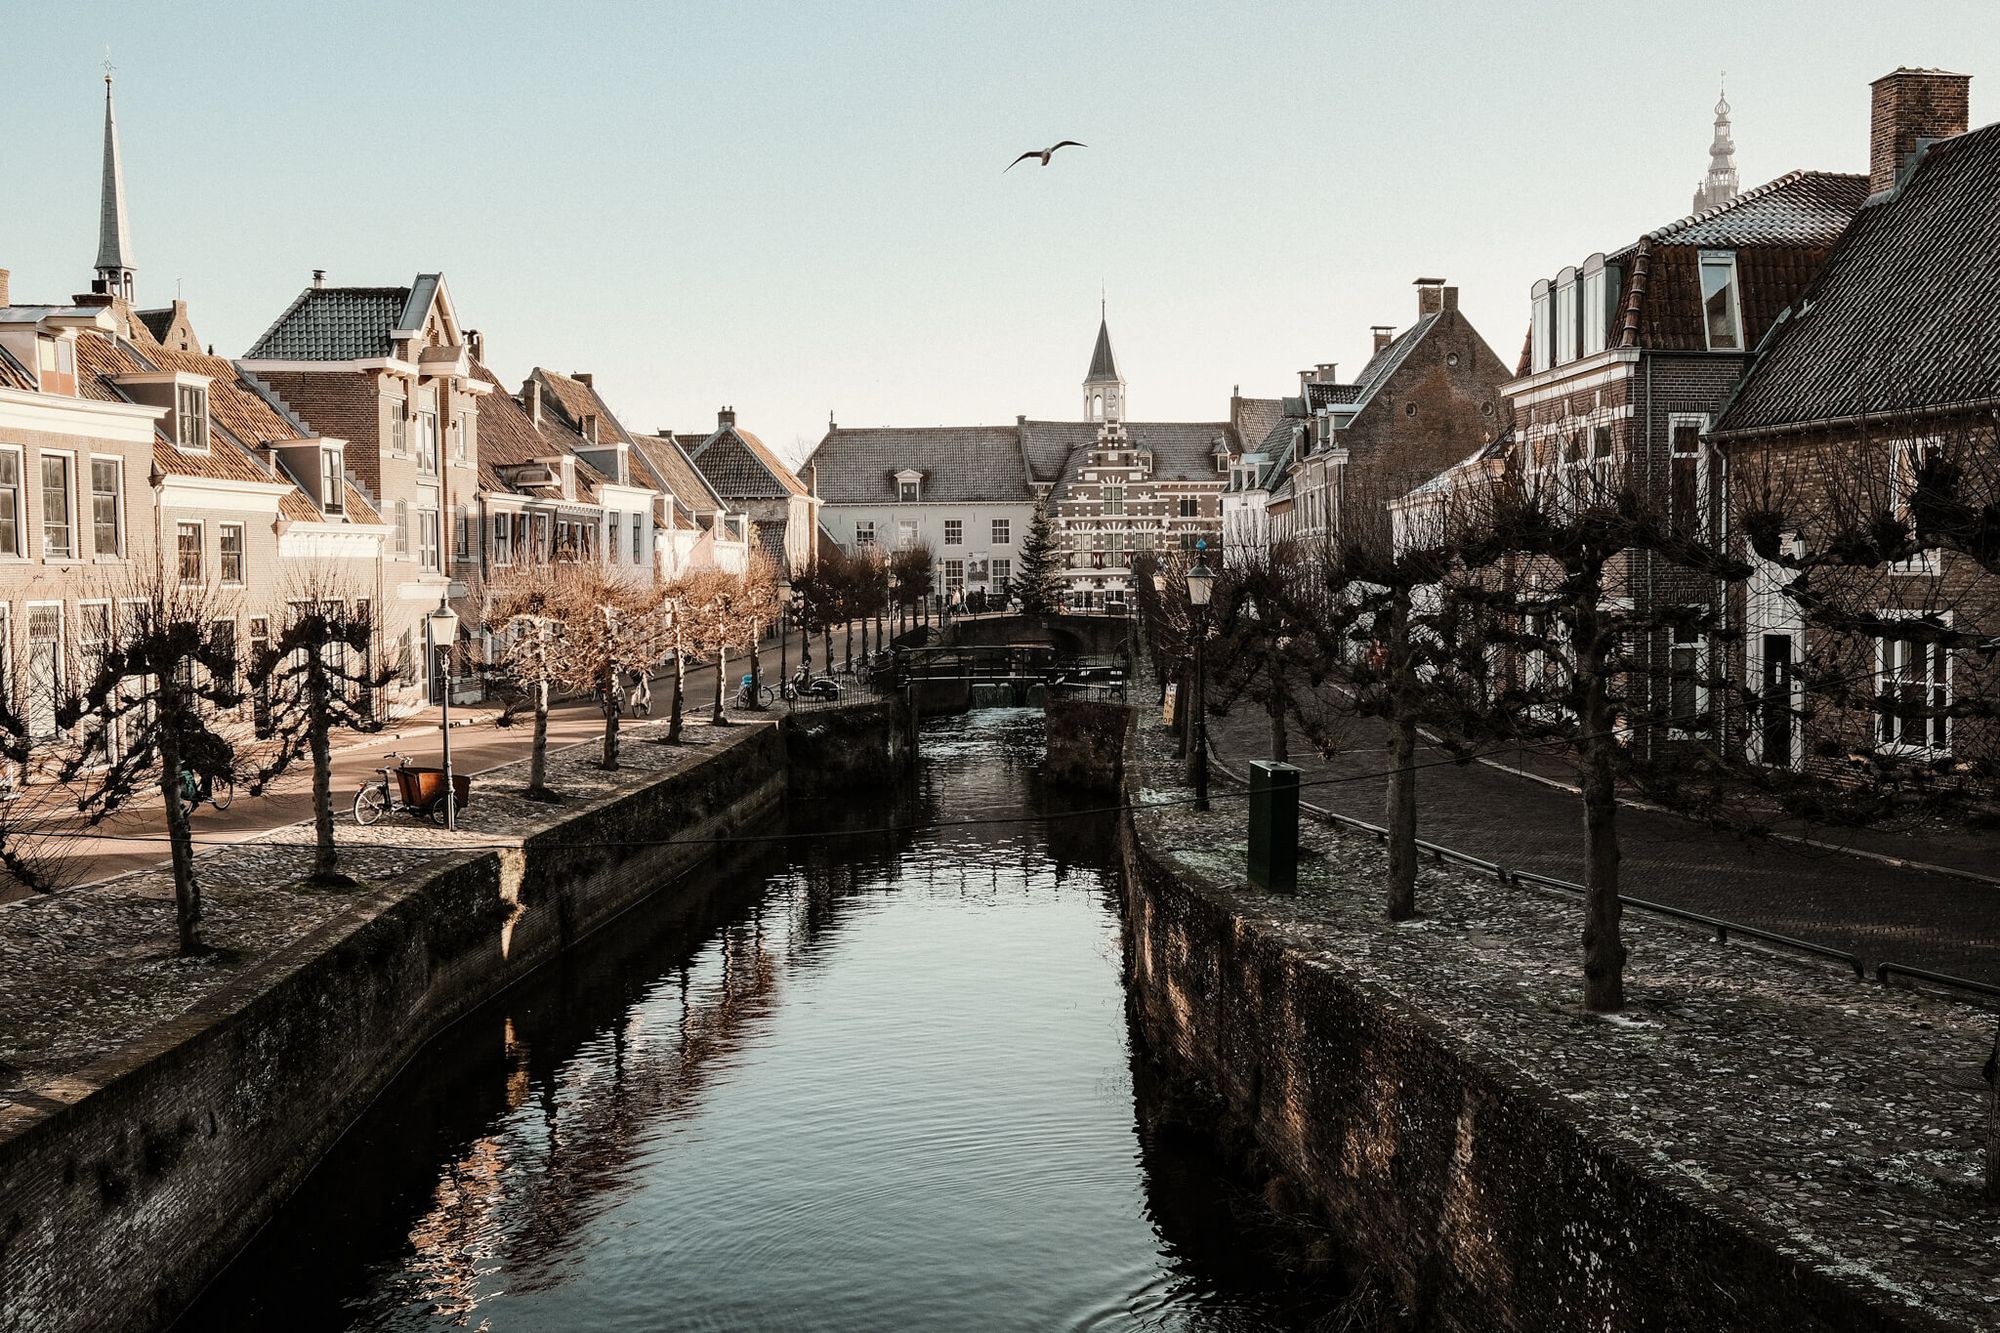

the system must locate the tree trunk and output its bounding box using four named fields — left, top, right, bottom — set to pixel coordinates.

left=602, top=672, right=622, bottom=769
left=1267, top=687, right=1288, bottom=763
left=1985, top=1023, right=1999, bottom=1202
left=748, top=630, right=763, bottom=708
left=668, top=645, right=686, bottom=743
left=1577, top=613, right=1627, bottom=1012
left=529, top=678, right=551, bottom=792
left=712, top=646, right=729, bottom=724
left=824, top=628, right=833, bottom=672
left=157, top=727, right=202, bottom=954
left=845, top=618, right=854, bottom=673
left=305, top=662, right=338, bottom=882
left=1385, top=588, right=1418, bottom=921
